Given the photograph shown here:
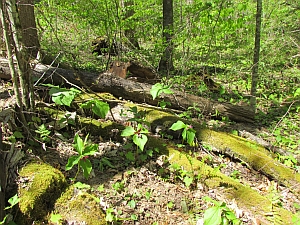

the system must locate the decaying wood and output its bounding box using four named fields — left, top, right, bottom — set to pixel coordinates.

left=0, top=58, right=254, bottom=122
